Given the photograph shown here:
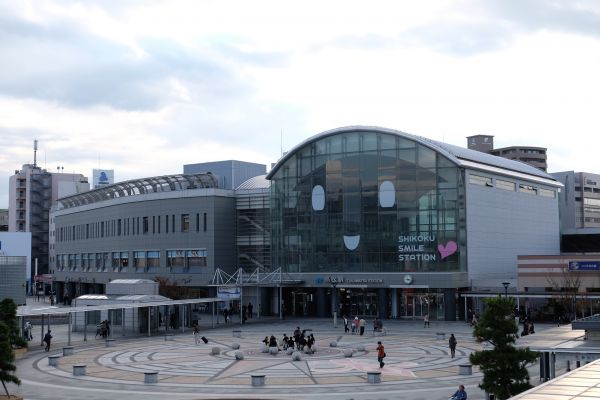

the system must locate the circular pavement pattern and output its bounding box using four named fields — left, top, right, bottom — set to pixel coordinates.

left=16, top=320, right=578, bottom=399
